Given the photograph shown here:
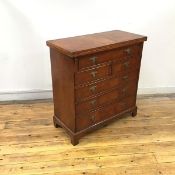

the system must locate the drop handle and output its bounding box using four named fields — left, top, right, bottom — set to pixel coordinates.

left=89, top=85, right=96, bottom=93
left=124, top=62, right=129, bottom=68
left=91, top=115, right=96, bottom=122
left=90, top=71, right=97, bottom=78
left=89, top=56, right=97, bottom=65
left=90, top=99, right=97, bottom=106
left=125, top=48, right=131, bottom=55
left=123, top=75, right=128, bottom=80
left=122, top=88, right=128, bottom=95
left=122, top=88, right=127, bottom=92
